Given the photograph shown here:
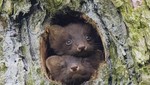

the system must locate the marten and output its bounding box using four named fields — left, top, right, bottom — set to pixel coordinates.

left=46, top=50, right=103, bottom=85
left=48, top=23, right=103, bottom=57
